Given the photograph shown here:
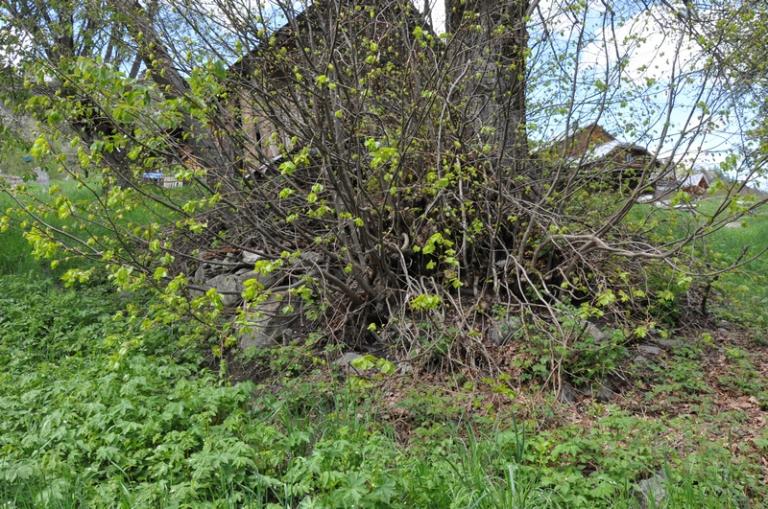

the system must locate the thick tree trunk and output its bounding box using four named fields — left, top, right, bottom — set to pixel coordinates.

left=448, top=0, right=529, bottom=169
